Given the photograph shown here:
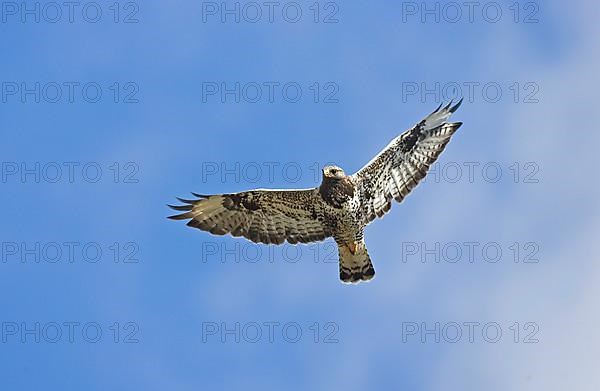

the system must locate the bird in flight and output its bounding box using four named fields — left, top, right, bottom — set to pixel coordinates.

left=169, top=100, right=463, bottom=283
